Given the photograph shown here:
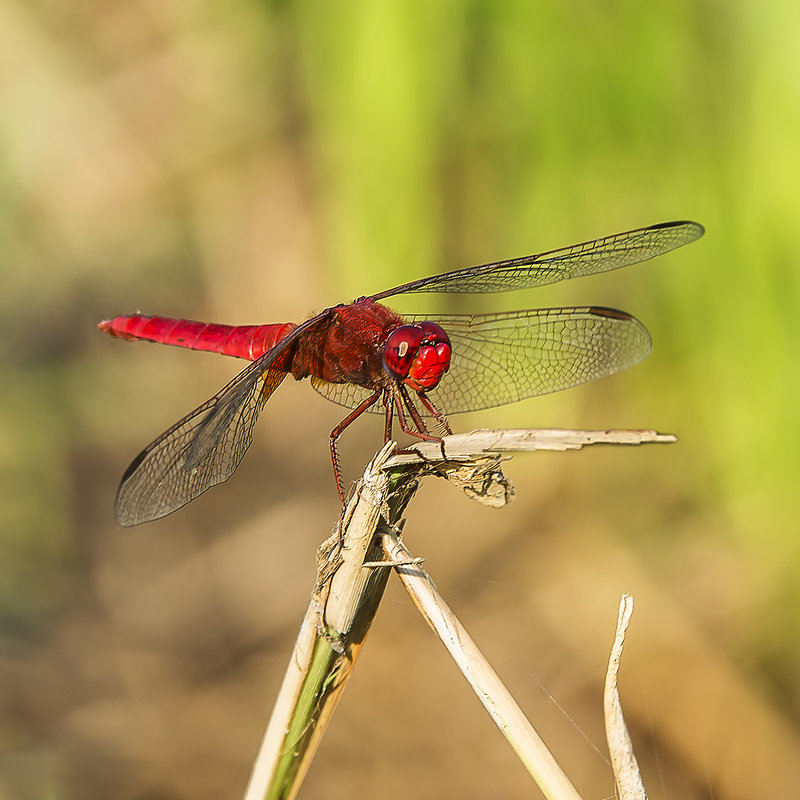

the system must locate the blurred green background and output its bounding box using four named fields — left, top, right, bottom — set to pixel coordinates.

left=2, top=1, right=799, bottom=798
